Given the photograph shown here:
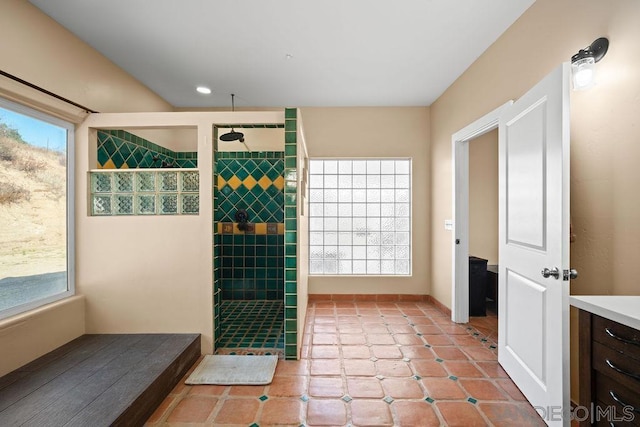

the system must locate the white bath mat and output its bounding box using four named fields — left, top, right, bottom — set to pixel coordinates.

left=185, top=355, right=278, bottom=385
